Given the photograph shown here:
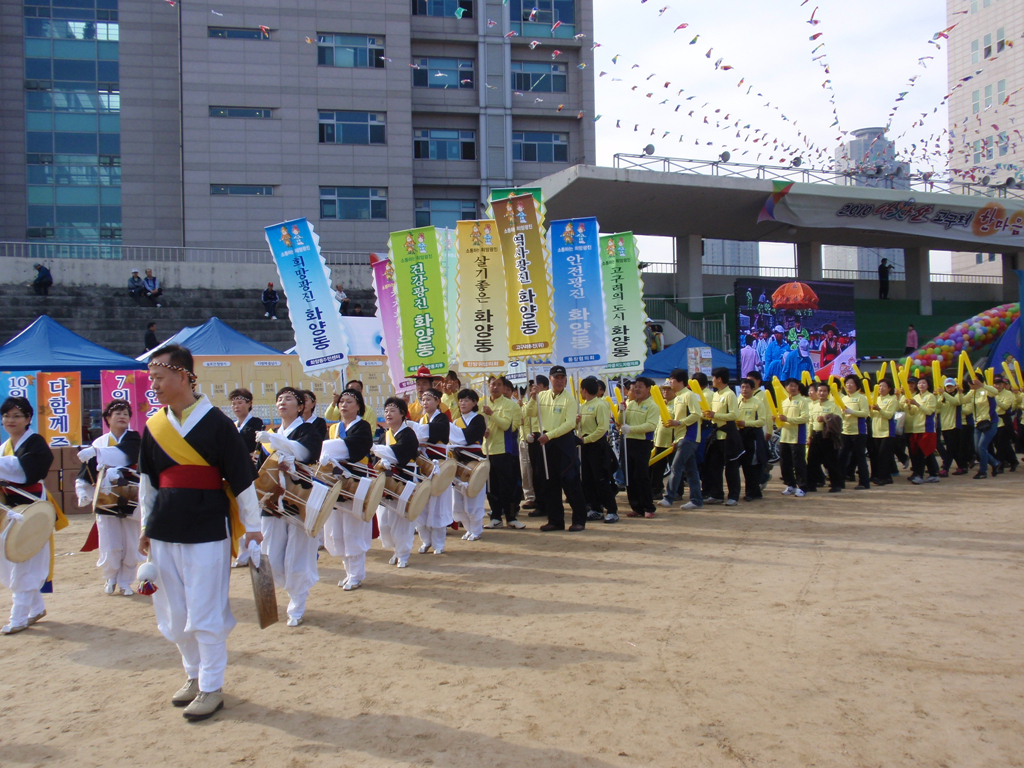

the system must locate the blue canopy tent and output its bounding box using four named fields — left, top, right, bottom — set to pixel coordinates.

left=137, top=317, right=282, bottom=360
left=0, top=316, right=146, bottom=382
left=642, top=336, right=737, bottom=379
